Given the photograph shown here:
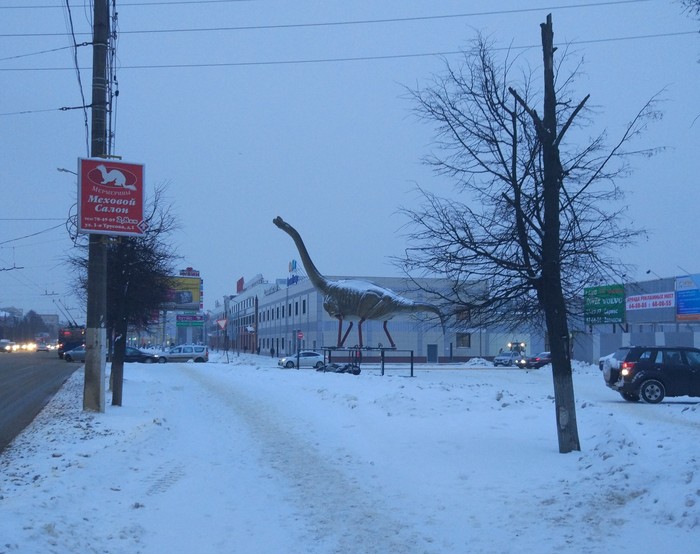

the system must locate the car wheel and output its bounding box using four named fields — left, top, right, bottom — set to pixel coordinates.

left=315, top=361, right=324, bottom=369
left=158, top=357, right=167, bottom=364
left=640, top=380, right=665, bottom=403
left=620, top=392, right=640, bottom=402
left=144, top=358, right=153, bottom=364
left=64, top=355, right=72, bottom=362
left=285, top=361, right=295, bottom=368
left=194, top=357, right=204, bottom=363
